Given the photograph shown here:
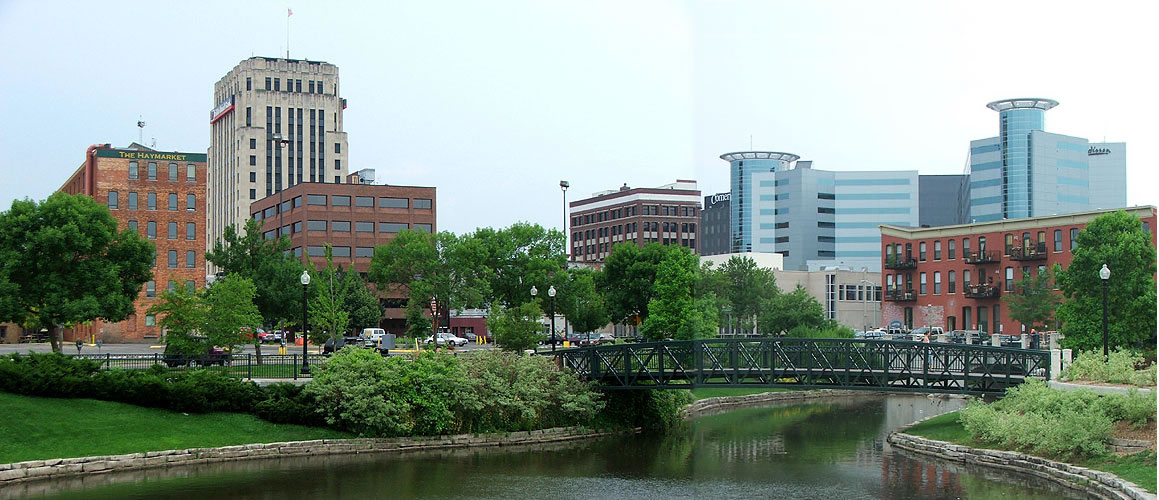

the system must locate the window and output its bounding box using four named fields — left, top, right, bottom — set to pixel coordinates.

left=817, top=192, right=835, bottom=200
left=307, top=246, right=326, bottom=257
left=919, top=272, right=927, bottom=295
left=948, top=271, right=956, bottom=294
left=186, top=281, right=195, bottom=292
left=146, top=280, right=155, bottom=298
left=187, top=164, right=197, bottom=182
left=128, top=220, right=138, bottom=232
left=274, top=78, right=280, bottom=91
left=145, top=314, right=156, bottom=326
left=250, top=138, right=256, bottom=149
left=332, top=195, right=350, bottom=206
left=186, top=251, right=195, bottom=268
left=1054, top=229, right=1063, bottom=252
left=293, top=221, right=302, bottom=233
left=307, top=194, right=327, bottom=206
left=249, top=189, right=256, bottom=200
left=919, top=242, right=927, bottom=261
left=186, top=194, right=195, bottom=211
left=128, top=161, right=138, bottom=180
left=250, top=155, right=256, bottom=166
left=817, top=207, right=835, bottom=214
left=963, top=270, right=971, bottom=287
left=414, top=198, right=433, bottom=210
left=355, top=247, right=374, bottom=258
left=186, top=222, right=195, bottom=240
left=978, top=236, right=986, bottom=252
left=335, top=143, right=341, bottom=154
left=152, top=250, right=156, bottom=267
left=415, top=223, right=433, bottom=233
left=146, top=221, right=156, bottom=239
left=167, top=250, right=177, bottom=268
left=334, top=176, right=340, bottom=183
left=379, top=222, right=408, bottom=233
left=379, top=197, right=408, bottom=208
left=280, top=200, right=291, bottom=213
left=331, top=246, right=351, bottom=257
left=1144, top=222, right=1151, bottom=235
left=355, top=221, right=374, bottom=232
left=354, top=196, right=374, bottom=208
left=168, top=222, right=177, bottom=239
left=904, top=243, right=912, bottom=259
left=962, top=238, right=971, bottom=257
left=107, top=191, right=118, bottom=209
left=334, top=159, right=341, bottom=171
left=1004, top=233, right=1013, bottom=255
left=263, top=207, right=275, bottom=218
left=1070, top=228, right=1079, bottom=251
left=146, top=162, right=157, bottom=180
left=295, top=79, right=302, bottom=92
left=933, top=272, right=941, bottom=294
left=292, top=247, right=302, bottom=257
left=246, top=107, right=252, bottom=126
left=168, top=163, right=178, bottom=182
left=307, top=220, right=327, bottom=231
left=331, top=221, right=351, bottom=232
left=265, top=77, right=271, bottom=90
left=293, top=196, right=302, bottom=208
left=168, top=193, right=177, bottom=211
left=934, top=241, right=942, bottom=260
left=1005, top=267, right=1014, bottom=291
